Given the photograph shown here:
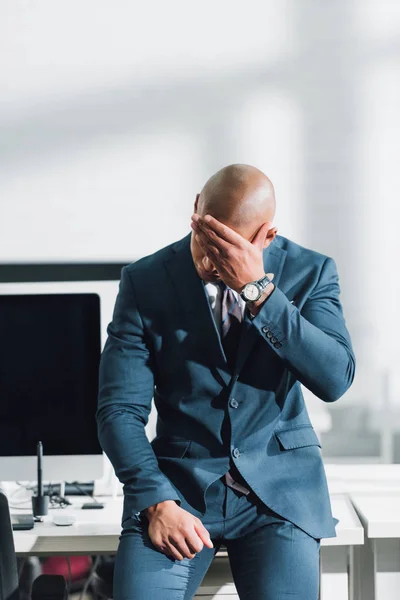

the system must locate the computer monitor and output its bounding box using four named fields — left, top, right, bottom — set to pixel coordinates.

left=0, top=290, right=104, bottom=482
